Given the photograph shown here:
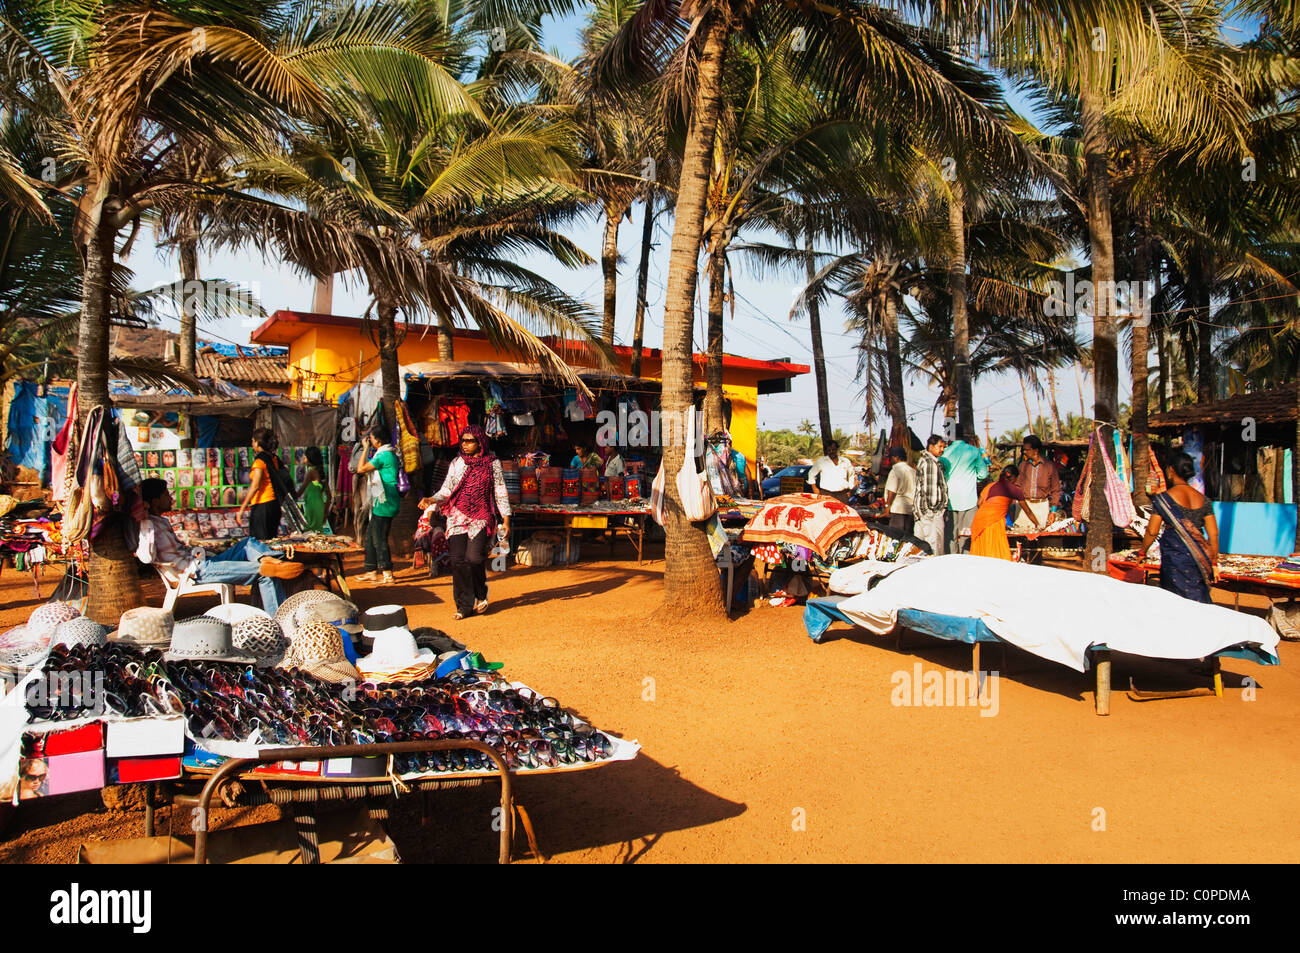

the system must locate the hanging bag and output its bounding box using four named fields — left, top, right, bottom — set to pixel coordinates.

left=1100, top=432, right=1138, bottom=527
left=675, top=408, right=717, bottom=522
left=1072, top=434, right=1096, bottom=522
left=649, top=465, right=667, bottom=527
